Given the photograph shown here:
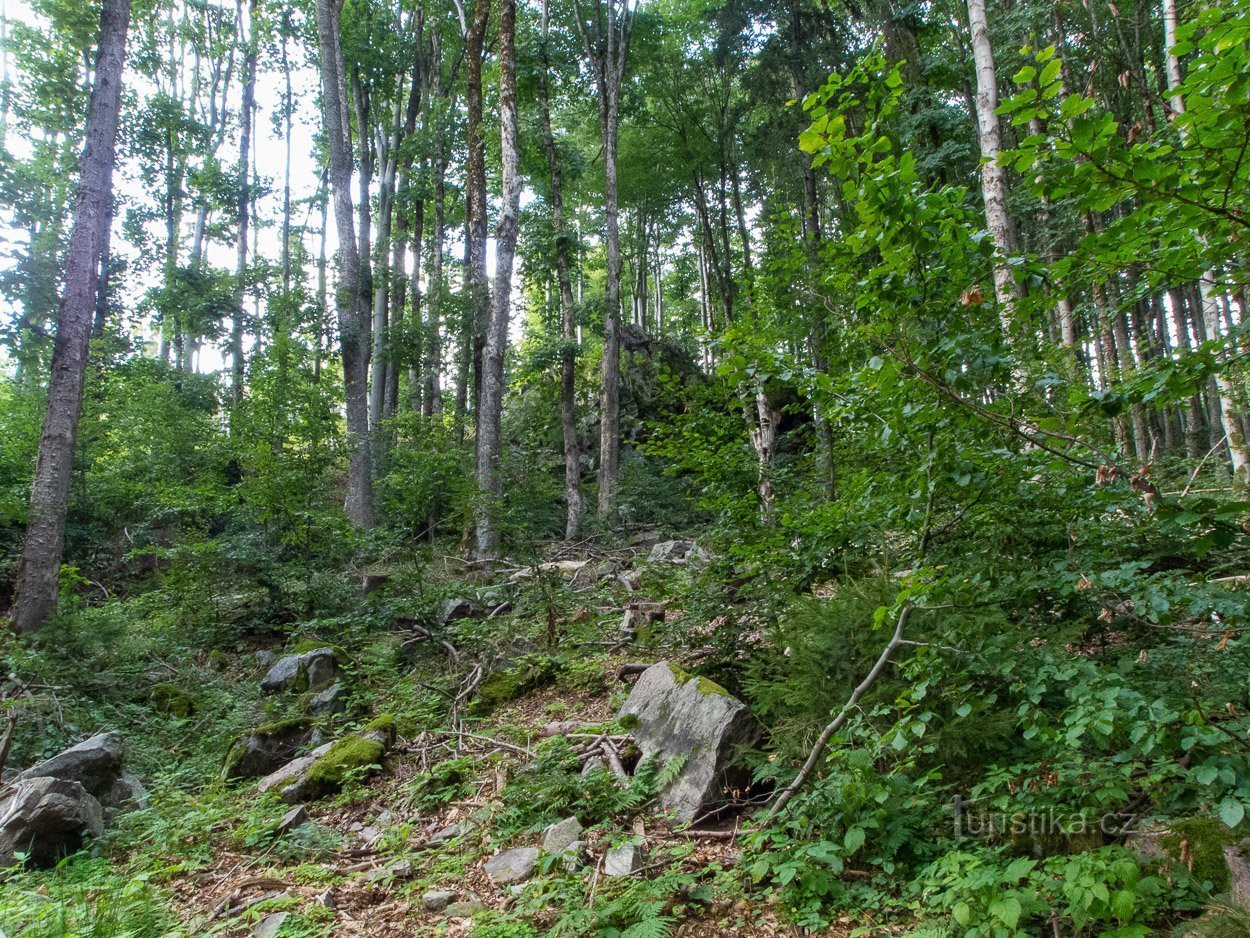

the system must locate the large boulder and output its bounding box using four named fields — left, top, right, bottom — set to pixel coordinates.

left=223, top=719, right=314, bottom=780
left=0, top=777, right=104, bottom=867
left=647, top=540, right=710, bottom=566
left=260, top=648, right=340, bottom=694
left=17, top=732, right=124, bottom=797
left=617, top=661, right=760, bottom=824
